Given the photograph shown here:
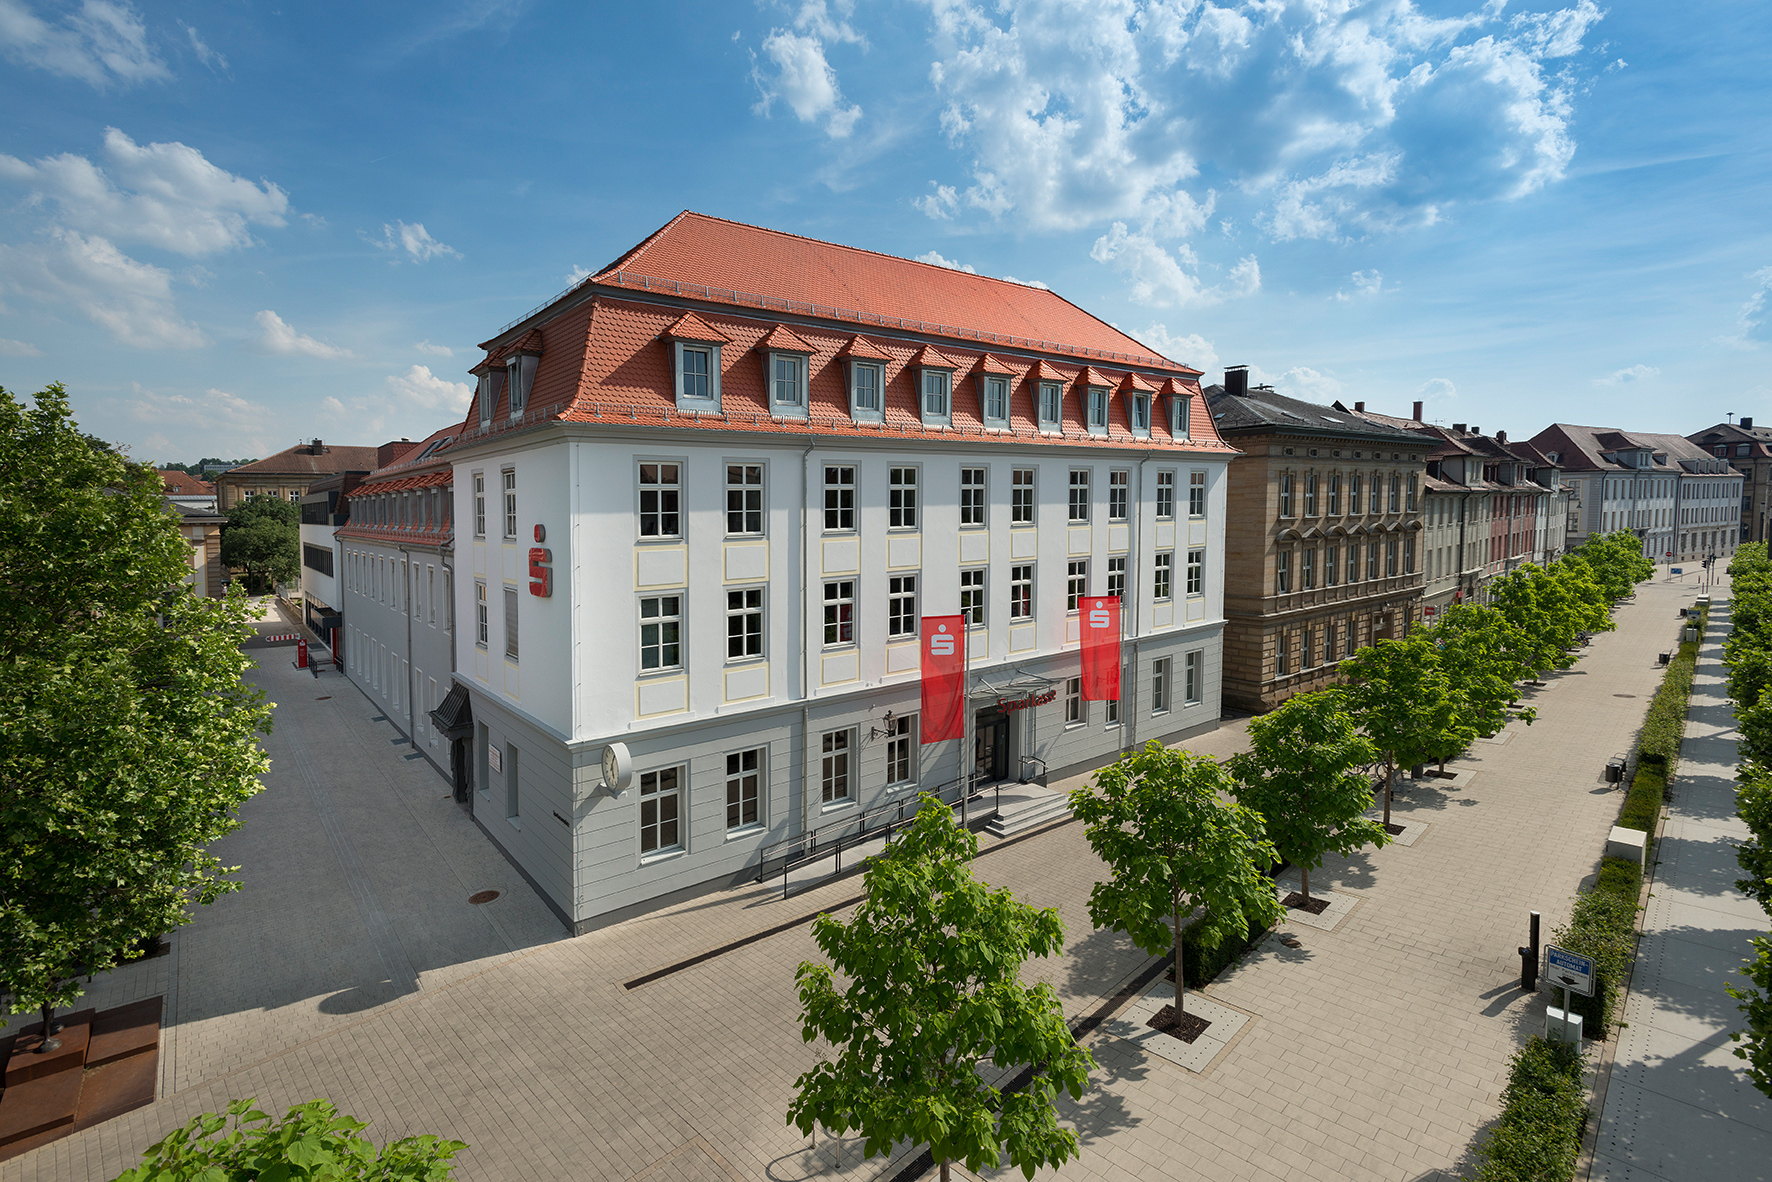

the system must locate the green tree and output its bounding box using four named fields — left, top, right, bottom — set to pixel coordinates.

left=1739, top=765, right=1772, bottom=911
left=1070, top=743, right=1282, bottom=1014
left=1340, top=634, right=1476, bottom=826
left=1229, top=690, right=1388, bottom=904
left=788, top=798, right=1094, bottom=1182
left=1730, top=938, right=1772, bottom=1099
left=112, top=1097, right=465, bottom=1181
left=0, top=384, right=271, bottom=1040
left=1490, top=562, right=1612, bottom=677
left=221, top=495, right=299, bottom=592
left=1580, top=529, right=1655, bottom=601
left=1430, top=603, right=1539, bottom=753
